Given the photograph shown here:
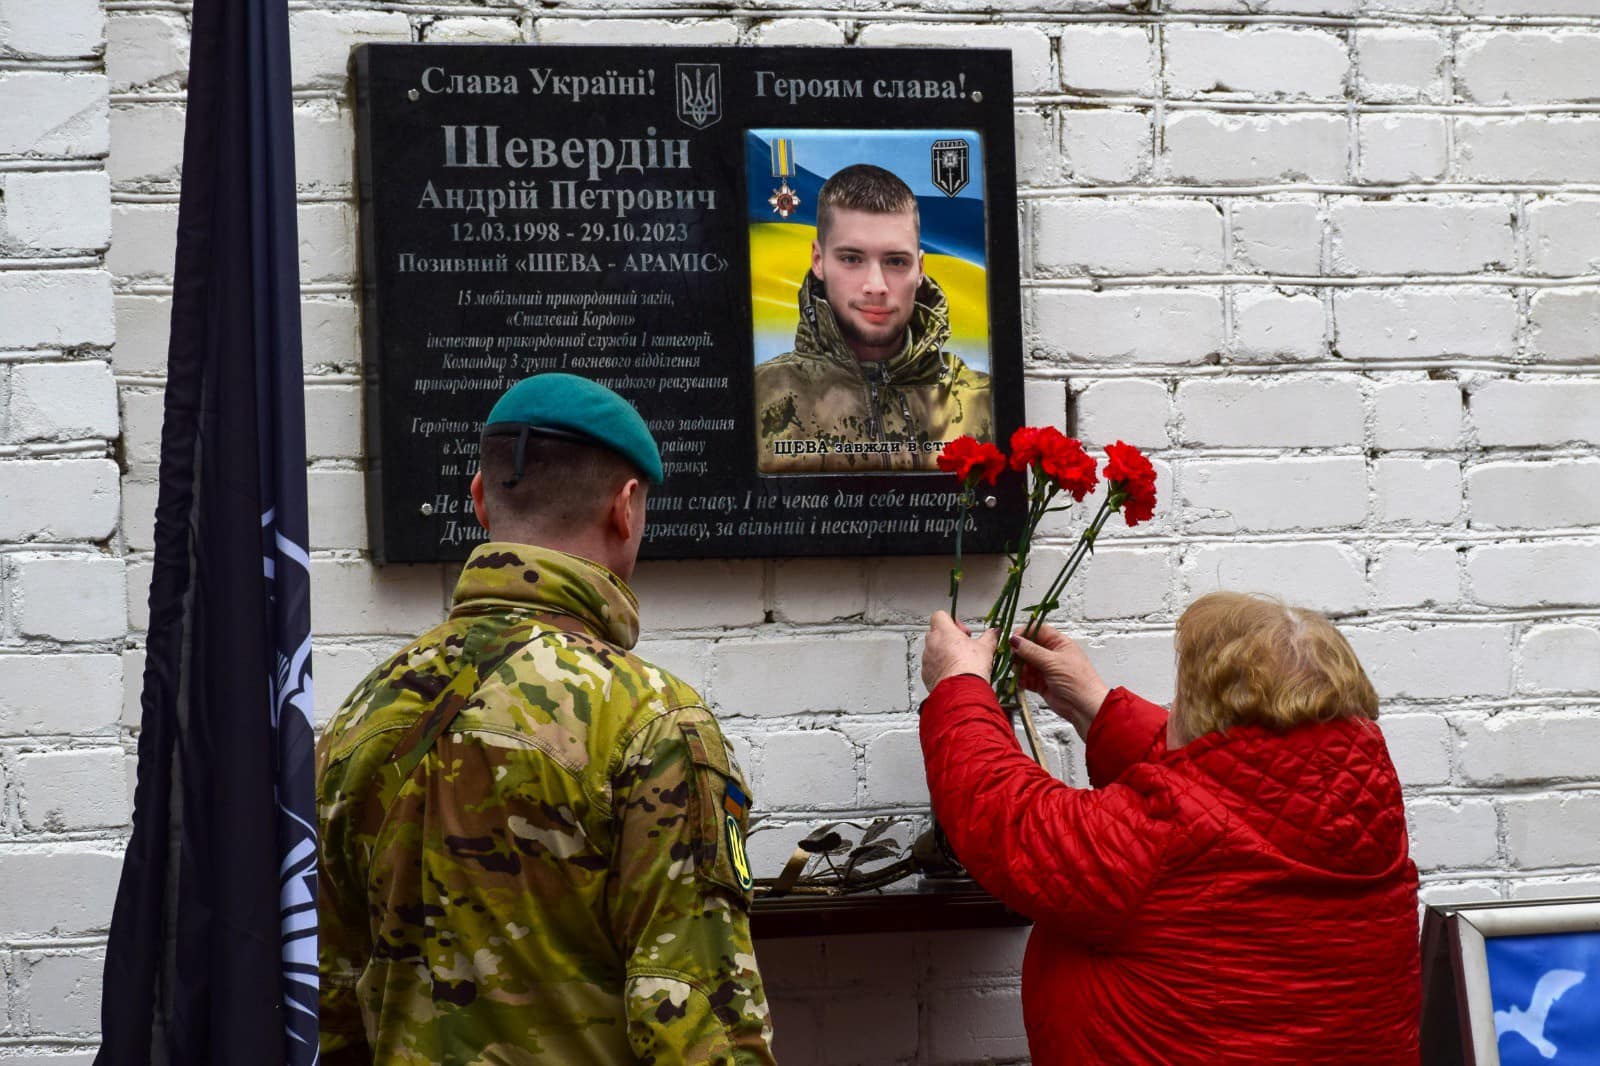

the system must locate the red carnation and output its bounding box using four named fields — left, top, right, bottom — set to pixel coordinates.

left=1008, top=426, right=1047, bottom=472
left=1039, top=435, right=1098, bottom=502
left=938, top=435, right=1006, bottom=486
left=1104, top=441, right=1158, bottom=527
